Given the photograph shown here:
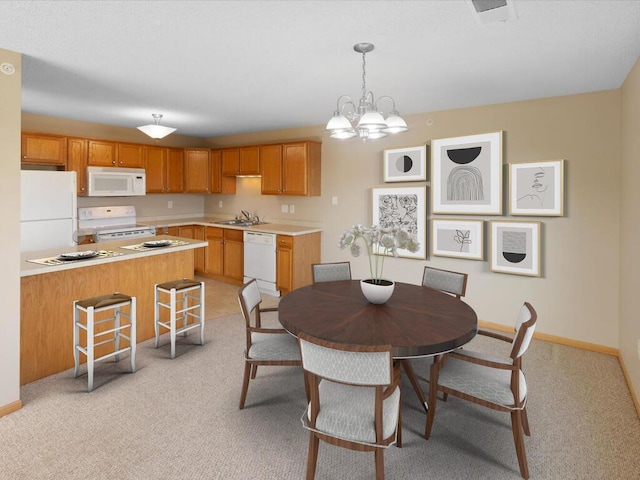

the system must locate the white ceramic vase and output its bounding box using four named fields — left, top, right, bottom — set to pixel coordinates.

left=360, top=279, right=395, bottom=304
